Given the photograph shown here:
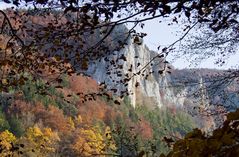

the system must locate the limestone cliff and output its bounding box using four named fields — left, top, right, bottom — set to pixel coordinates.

left=87, top=39, right=182, bottom=108
left=85, top=37, right=239, bottom=132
